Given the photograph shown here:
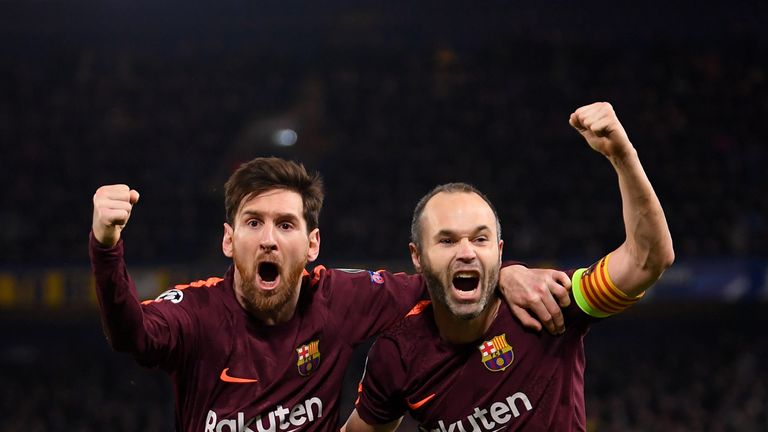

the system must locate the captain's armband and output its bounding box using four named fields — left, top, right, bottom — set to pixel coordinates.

left=572, top=254, right=643, bottom=318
